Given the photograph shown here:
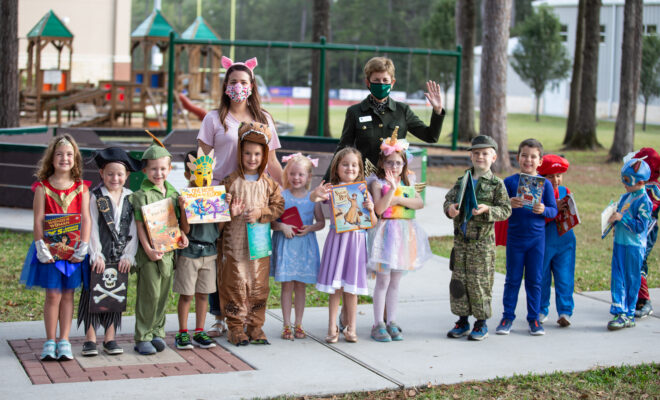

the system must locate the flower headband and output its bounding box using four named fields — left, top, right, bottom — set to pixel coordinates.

left=221, top=56, right=258, bottom=78
left=281, top=152, right=319, bottom=168
left=380, top=127, right=412, bottom=161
